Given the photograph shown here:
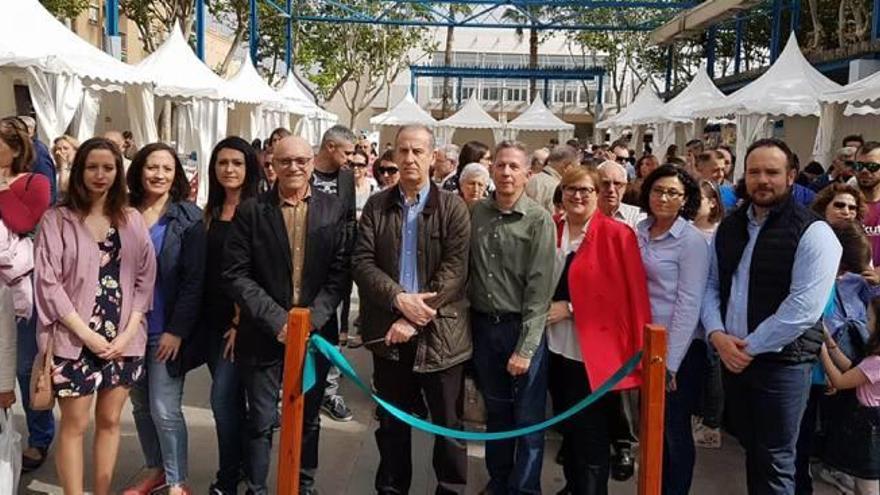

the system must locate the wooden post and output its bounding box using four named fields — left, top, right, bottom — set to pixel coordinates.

left=638, top=324, right=668, bottom=495
left=277, top=308, right=312, bottom=495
